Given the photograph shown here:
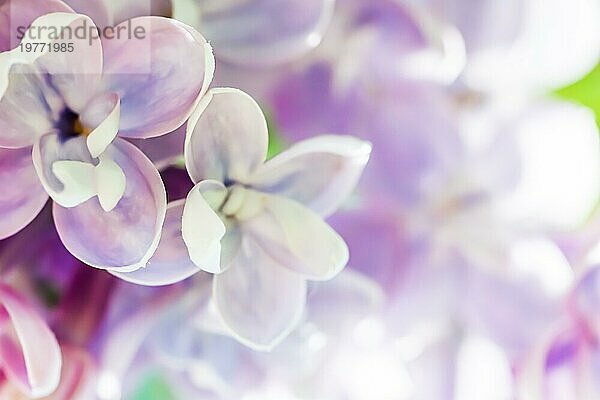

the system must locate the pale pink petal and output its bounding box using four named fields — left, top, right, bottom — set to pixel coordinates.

left=0, top=283, right=61, bottom=398
left=0, top=0, right=73, bottom=52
